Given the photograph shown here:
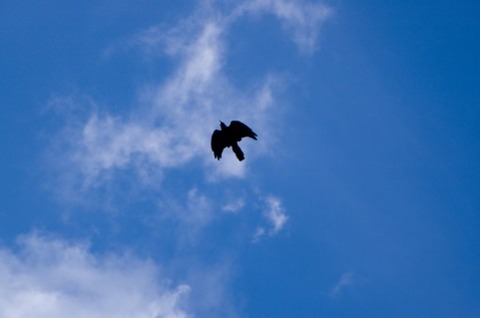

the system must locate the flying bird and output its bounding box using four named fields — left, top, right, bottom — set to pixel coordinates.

left=211, top=120, right=257, bottom=161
